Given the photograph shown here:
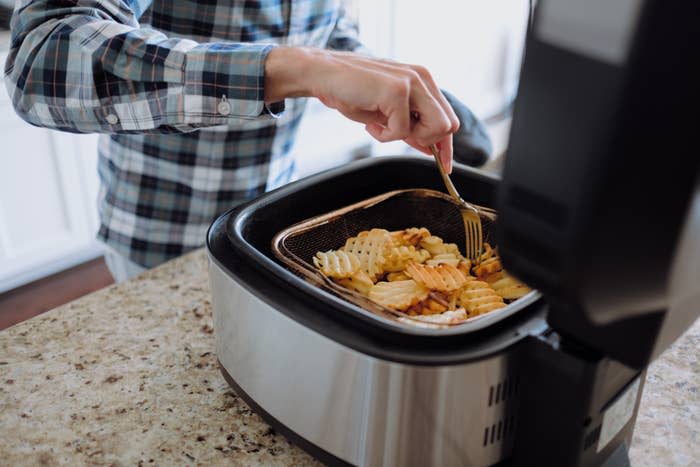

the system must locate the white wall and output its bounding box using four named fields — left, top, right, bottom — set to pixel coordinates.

left=294, top=0, right=530, bottom=173
left=360, top=0, right=529, bottom=118
left=0, top=37, right=102, bottom=293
